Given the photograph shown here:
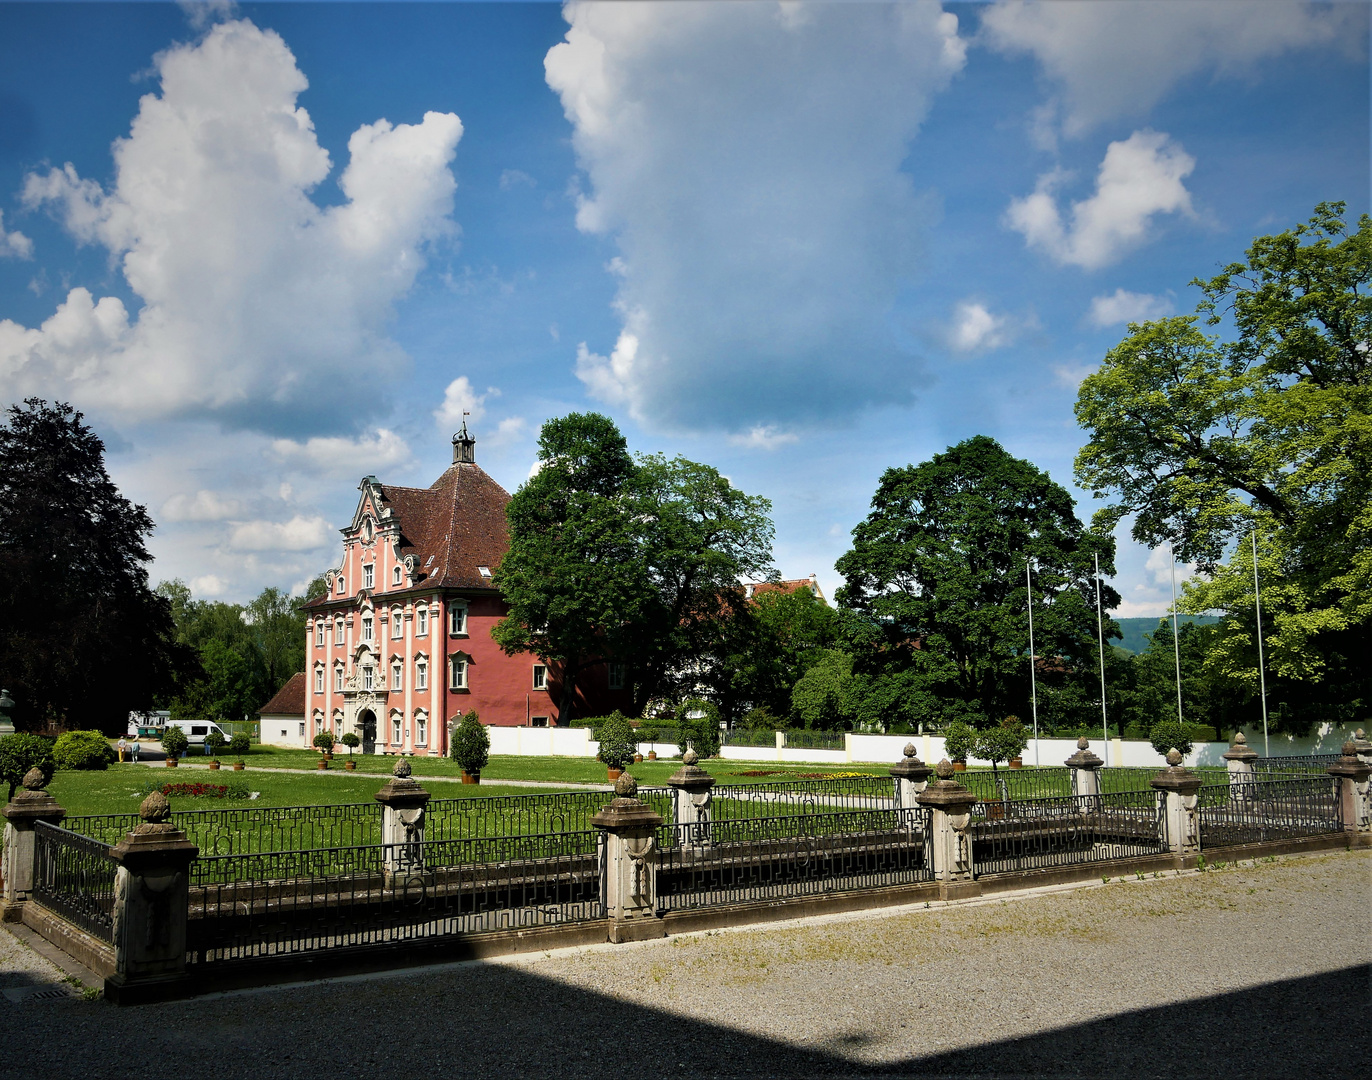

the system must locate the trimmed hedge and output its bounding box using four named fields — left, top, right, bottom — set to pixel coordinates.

left=450, top=710, right=490, bottom=775
left=53, top=730, right=116, bottom=771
